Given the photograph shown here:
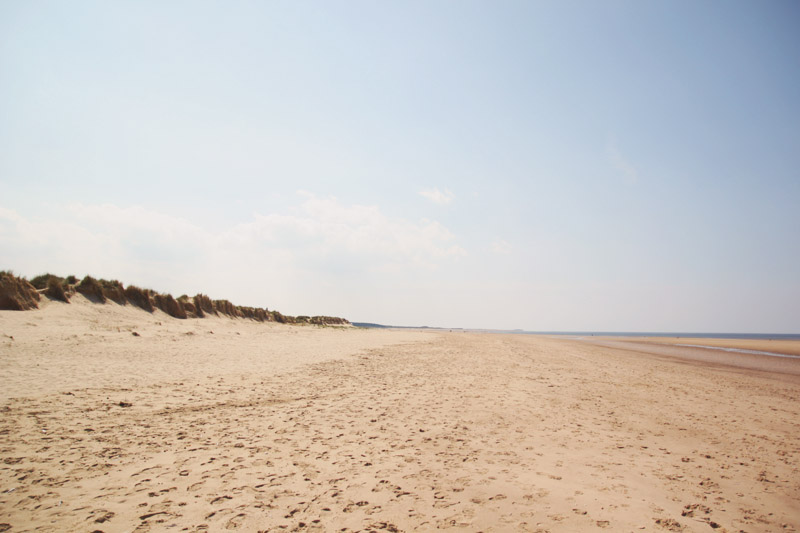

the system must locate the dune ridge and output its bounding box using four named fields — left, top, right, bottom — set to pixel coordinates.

left=0, top=270, right=349, bottom=326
